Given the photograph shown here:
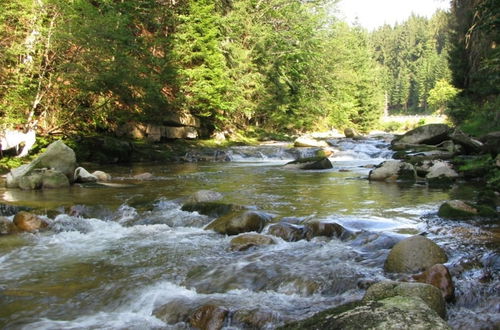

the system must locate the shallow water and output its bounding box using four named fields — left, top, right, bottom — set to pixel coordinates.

left=0, top=136, right=498, bottom=329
